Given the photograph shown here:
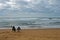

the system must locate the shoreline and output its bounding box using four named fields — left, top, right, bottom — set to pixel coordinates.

left=0, top=27, right=60, bottom=30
